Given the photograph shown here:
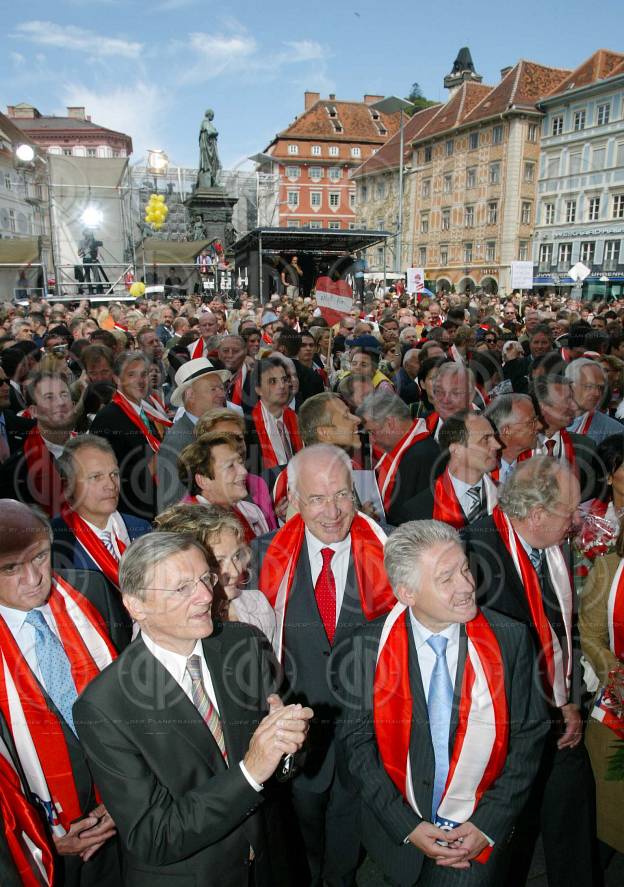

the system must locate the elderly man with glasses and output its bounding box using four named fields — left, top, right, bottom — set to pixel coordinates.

left=74, top=532, right=312, bottom=887
left=250, top=444, right=395, bottom=887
